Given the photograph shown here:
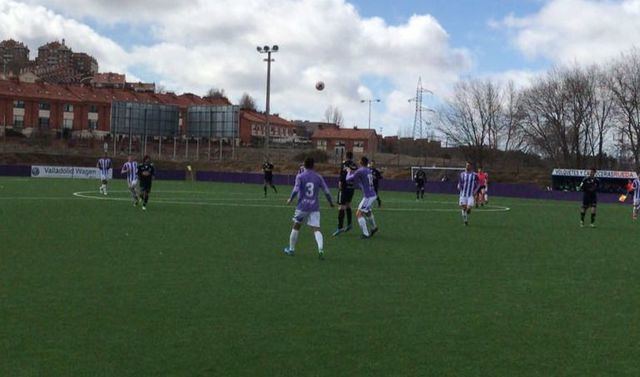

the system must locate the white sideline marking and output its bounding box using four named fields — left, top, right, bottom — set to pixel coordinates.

left=72, top=190, right=511, bottom=213
left=0, top=196, right=74, bottom=200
